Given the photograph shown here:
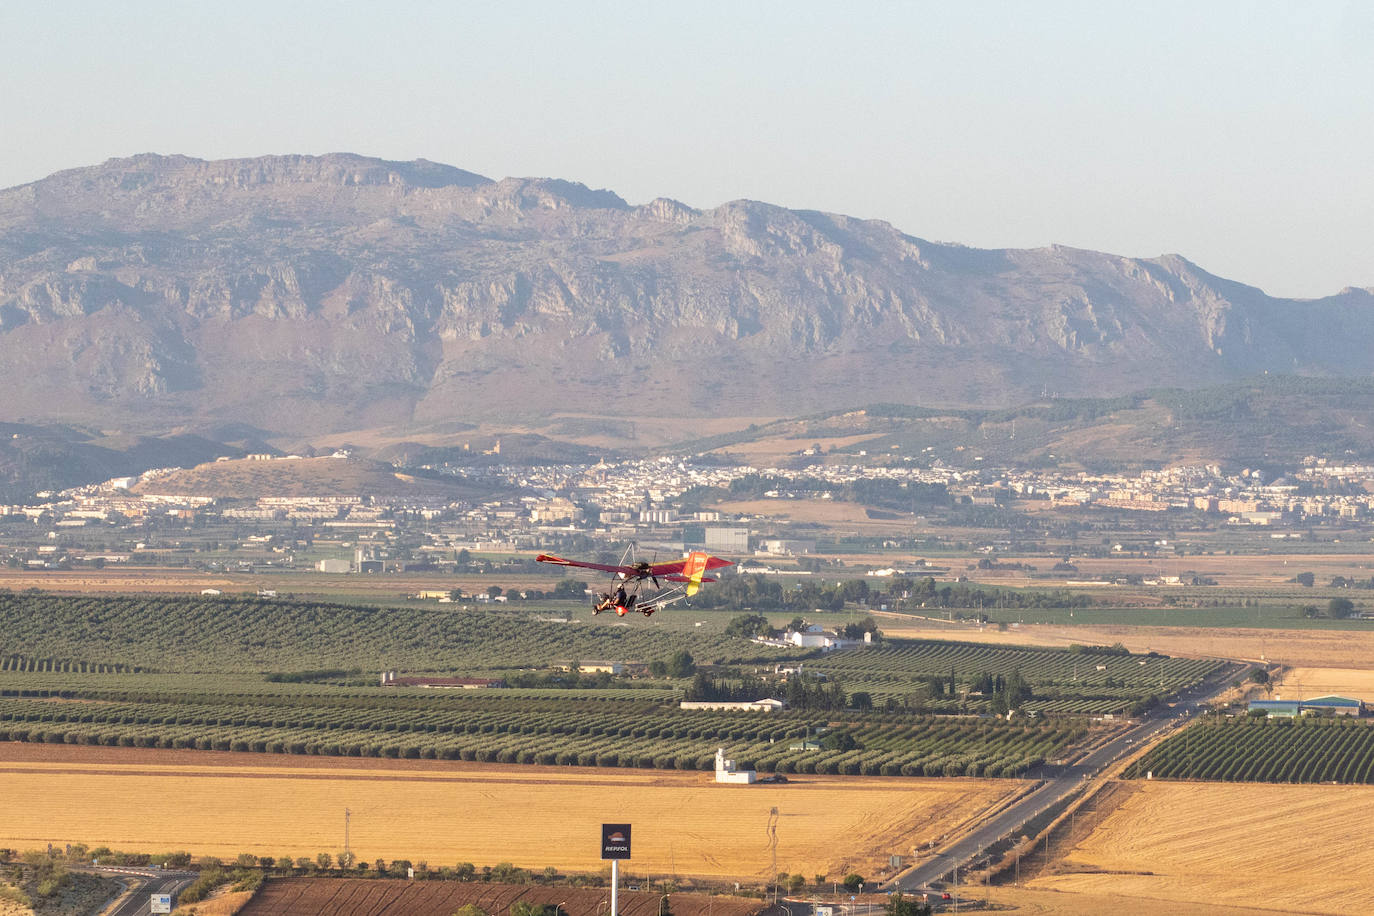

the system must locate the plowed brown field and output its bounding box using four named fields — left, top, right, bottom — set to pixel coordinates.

left=237, top=879, right=762, bottom=916
left=0, top=744, right=1014, bottom=881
